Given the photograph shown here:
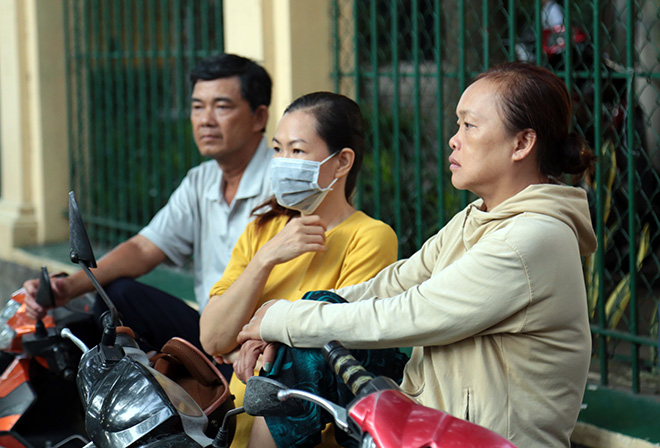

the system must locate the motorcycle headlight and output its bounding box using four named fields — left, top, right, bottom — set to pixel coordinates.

left=359, top=433, right=377, bottom=448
